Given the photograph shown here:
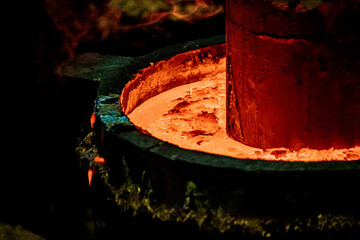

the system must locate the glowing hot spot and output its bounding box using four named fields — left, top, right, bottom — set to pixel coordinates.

left=88, top=169, right=94, bottom=186
left=94, top=156, right=105, bottom=163
left=90, top=112, right=96, bottom=129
